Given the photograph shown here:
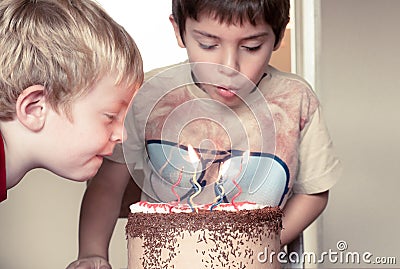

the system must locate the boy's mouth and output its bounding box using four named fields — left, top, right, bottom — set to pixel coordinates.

left=216, top=86, right=237, bottom=98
